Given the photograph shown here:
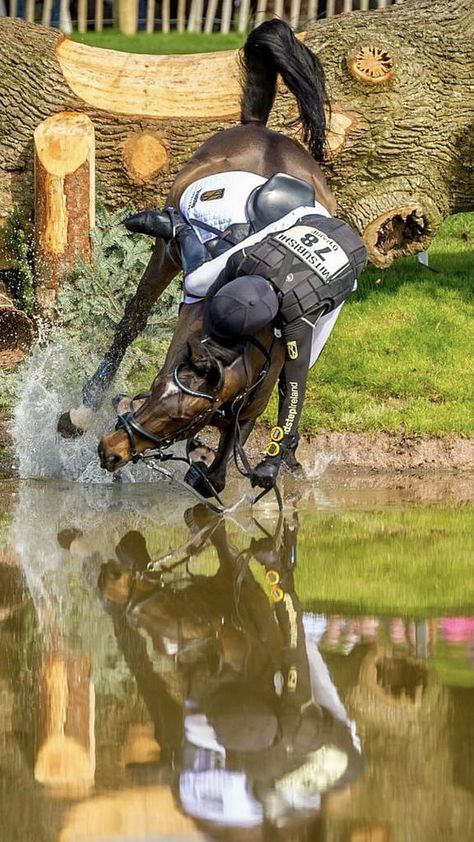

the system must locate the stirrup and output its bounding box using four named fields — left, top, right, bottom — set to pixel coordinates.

left=123, top=209, right=174, bottom=241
